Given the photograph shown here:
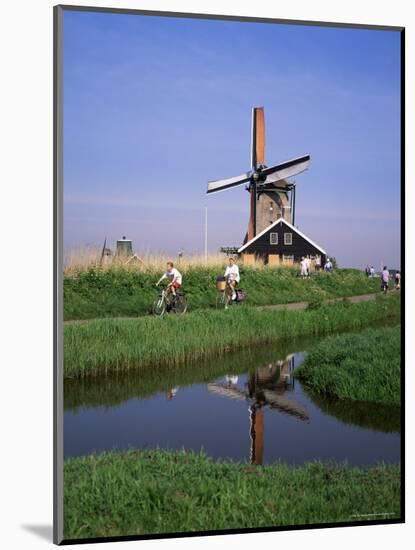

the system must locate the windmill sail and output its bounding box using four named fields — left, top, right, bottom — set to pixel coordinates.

left=262, top=155, right=310, bottom=183
left=251, top=106, right=265, bottom=169
left=207, top=172, right=250, bottom=194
